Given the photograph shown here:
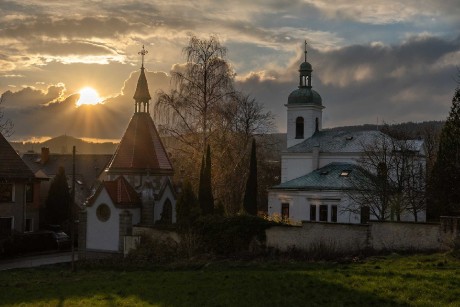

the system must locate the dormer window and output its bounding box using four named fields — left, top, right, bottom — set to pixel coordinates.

left=340, top=170, right=351, bottom=177
left=295, top=117, right=304, bottom=139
